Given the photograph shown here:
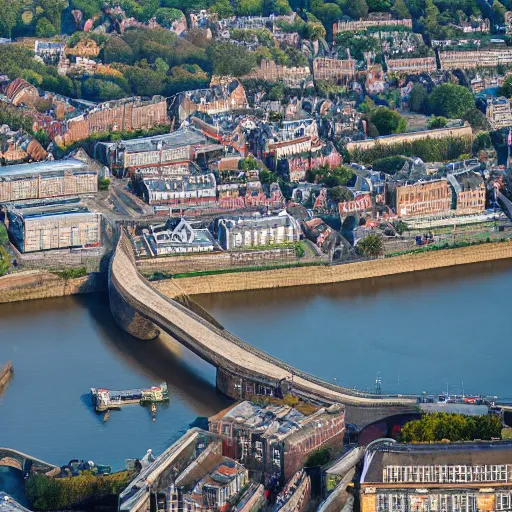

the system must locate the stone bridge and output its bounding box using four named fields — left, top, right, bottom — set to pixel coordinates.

left=0, top=448, right=57, bottom=475
left=109, top=230, right=419, bottom=426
